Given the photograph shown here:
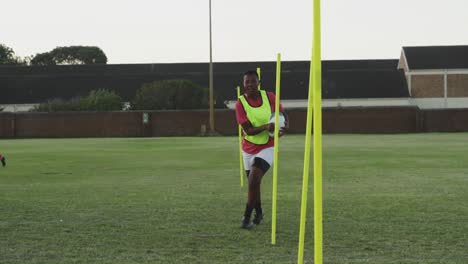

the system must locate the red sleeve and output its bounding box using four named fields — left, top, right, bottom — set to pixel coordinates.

left=235, top=99, right=249, bottom=125
left=267, top=92, right=284, bottom=113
